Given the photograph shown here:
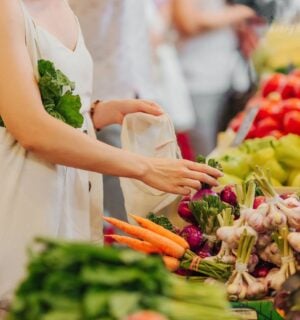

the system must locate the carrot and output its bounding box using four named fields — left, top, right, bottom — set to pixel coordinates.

left=162, top=256, right=180, bottom=272
left=106, top=235, right=161, bottom=254
left=104, top=217, right=185, bottom=259
left=129, top=214, right=189, bottom=250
